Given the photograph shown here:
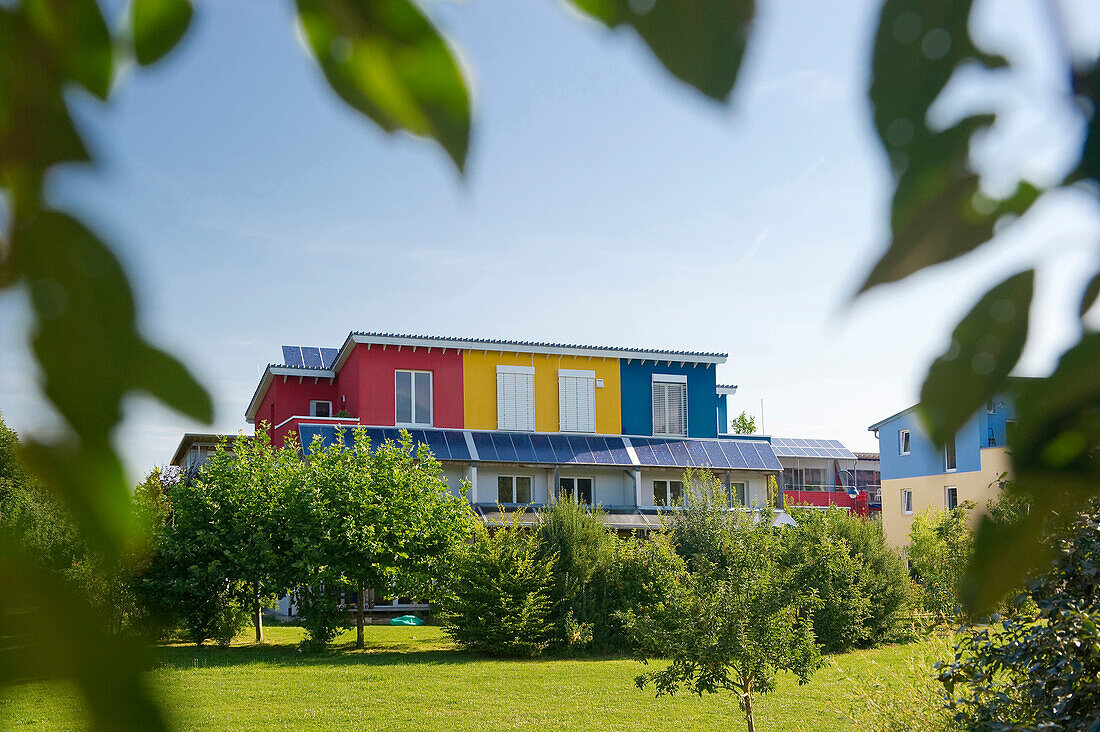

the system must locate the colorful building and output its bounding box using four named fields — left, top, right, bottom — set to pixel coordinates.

left=240, top=332, right=790, bottom=528
left=772, top=438, right=881, bottom=518
left=869, top=395, right=1014, bottom=547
